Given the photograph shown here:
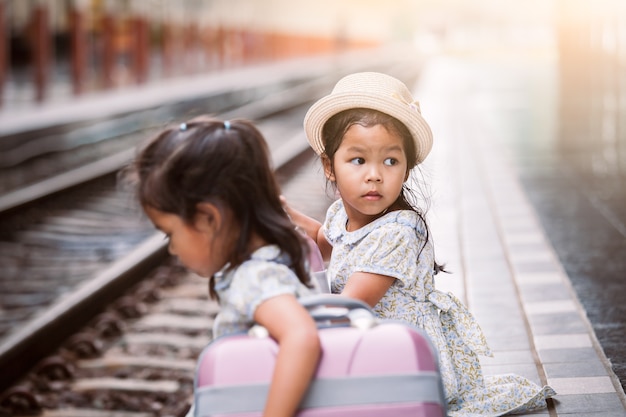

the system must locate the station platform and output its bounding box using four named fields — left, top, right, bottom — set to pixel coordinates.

left=3, top=47, right=625, bottom=416
left=416, top=53, right=626, bottom=416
